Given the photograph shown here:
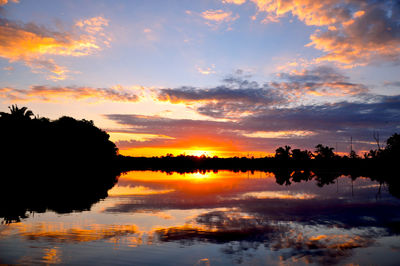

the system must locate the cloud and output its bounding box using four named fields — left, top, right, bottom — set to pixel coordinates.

left=224, top=0, right=400, bottom=67
left=197, top=65, right=216, bottom=75
left=157, top=67, right=367, bottom=118
left=223, top=0, right=246, bottom=4
left=105, top=114, right=234, bottom=136
left=307, top=3, right=400, bottom=67
left=247, top=0, right=353, bottom=26
left=158, top=83, right=284, bottom=118
left=200, top=9, right=239, bottom=29
left=274, top=66, right=368, bottom=97
left=75, top=16, right=109, bottom=35
left=384, top=81, right=400, bottom=87
left=105, top=94, right=400, bottom=152
left=201, top=9, right=237, bottom=22
left=0, top=85, right=139, bottom=102
left=240, top=96, right=400, bottom=133
left=104, top=114, right=245, bottom=152
left=0, top=15, right=110, bottom=80
left=0, top=0, right=18, bottom=6
left=158, top=85, right=281, bottom=104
